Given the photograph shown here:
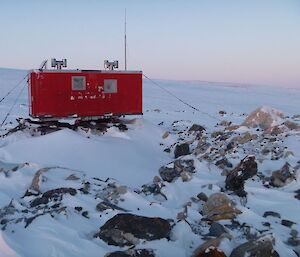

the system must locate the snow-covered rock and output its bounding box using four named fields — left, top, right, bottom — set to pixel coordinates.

left=242, top=106, right=284, bottom=130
